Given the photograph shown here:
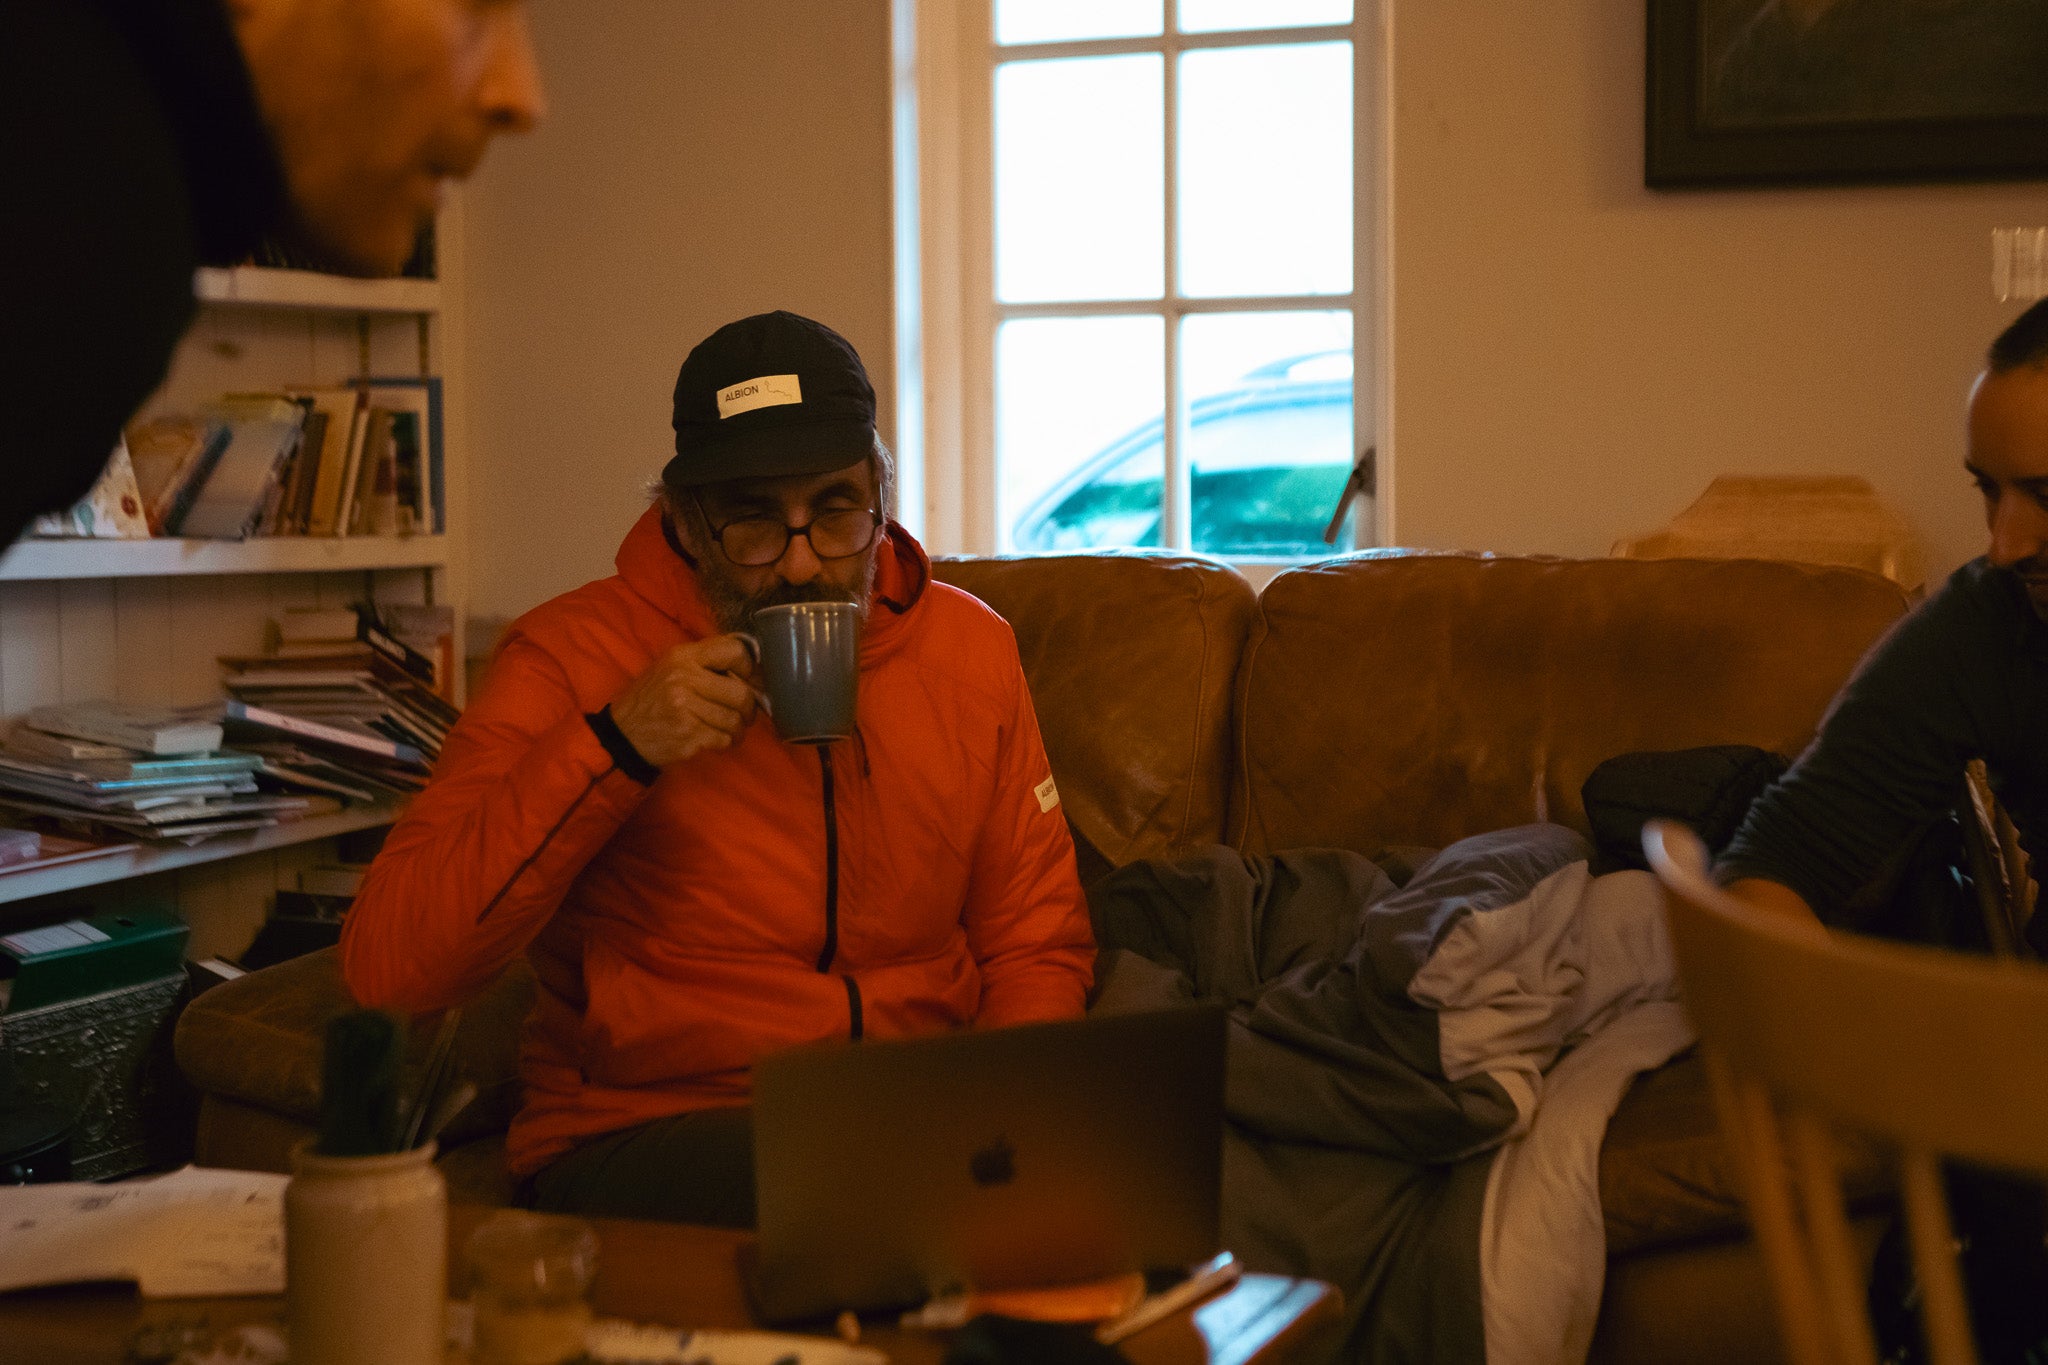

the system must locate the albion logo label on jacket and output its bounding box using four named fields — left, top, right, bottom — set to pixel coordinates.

left=1035, top=775, right=1059, bottom=813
